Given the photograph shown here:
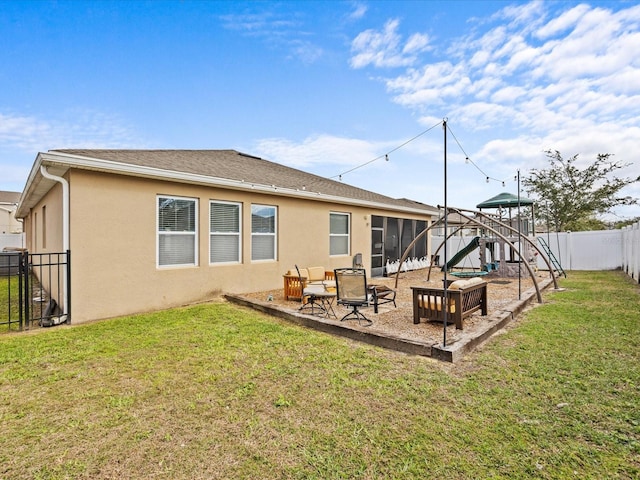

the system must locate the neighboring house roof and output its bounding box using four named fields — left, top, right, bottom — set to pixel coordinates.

left=17, top=149, right=439, bottom=217
left=395, top=197, right=439, bottom=212
left=0, top=191, right=20, bottom=205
